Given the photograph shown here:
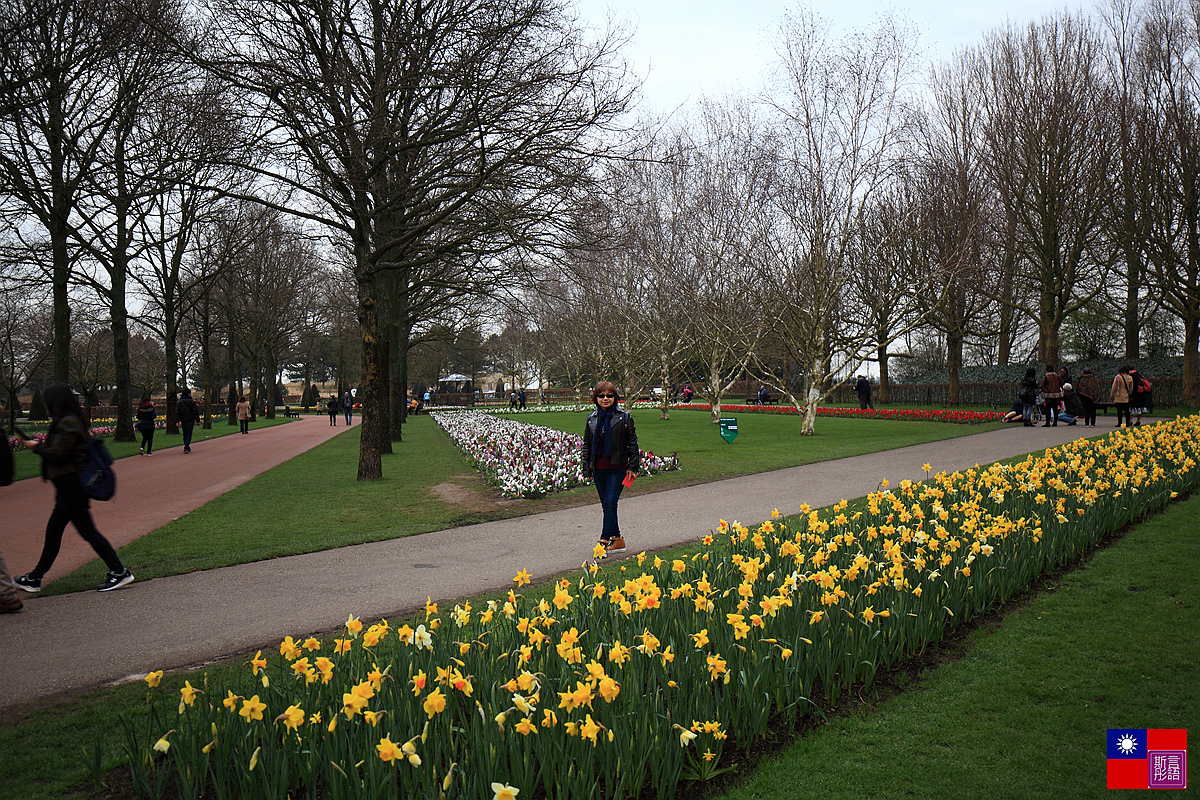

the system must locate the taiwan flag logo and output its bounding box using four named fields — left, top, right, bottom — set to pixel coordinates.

left=1107, top=729, right=1187, bottom=789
